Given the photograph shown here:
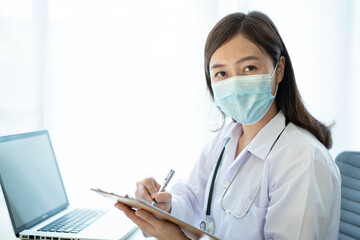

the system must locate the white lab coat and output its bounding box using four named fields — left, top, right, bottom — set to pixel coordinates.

left=170, top=111, right=341, bottom=240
